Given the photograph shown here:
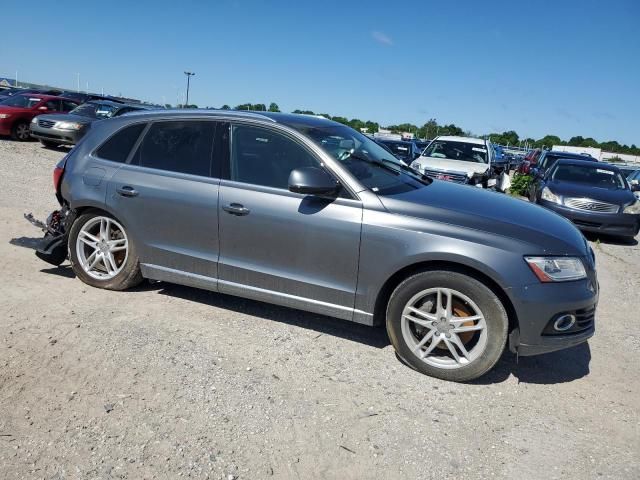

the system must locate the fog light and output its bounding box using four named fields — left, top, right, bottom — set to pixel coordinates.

left=553, top=314, right=576, bottom=332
